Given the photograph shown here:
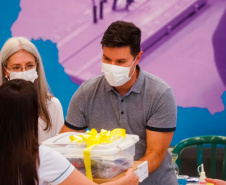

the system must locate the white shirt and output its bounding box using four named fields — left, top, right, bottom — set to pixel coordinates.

left=38, top=145, right=75, bottom=185
left=39, top=97, right=64, bottom=143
